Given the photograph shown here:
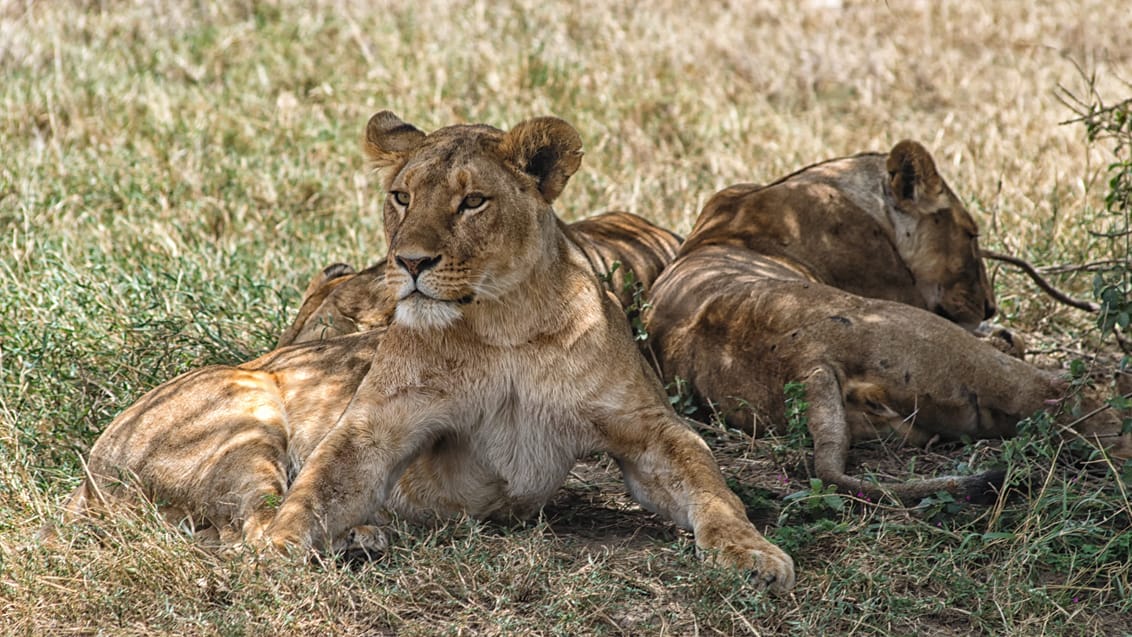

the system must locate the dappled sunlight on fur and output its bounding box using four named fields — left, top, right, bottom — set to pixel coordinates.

left=58, top=111, right=795, bottom=593
left=647, top=141, right=1131, bottom=502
